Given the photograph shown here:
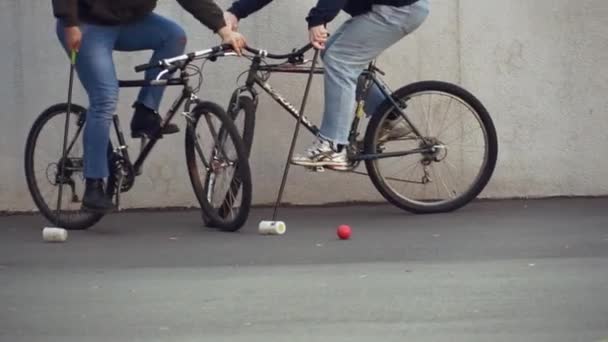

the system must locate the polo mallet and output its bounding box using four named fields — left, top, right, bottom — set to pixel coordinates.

left=43, top=49, right=77, bottom=243
left=258, top=48, right=321, bottom=235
